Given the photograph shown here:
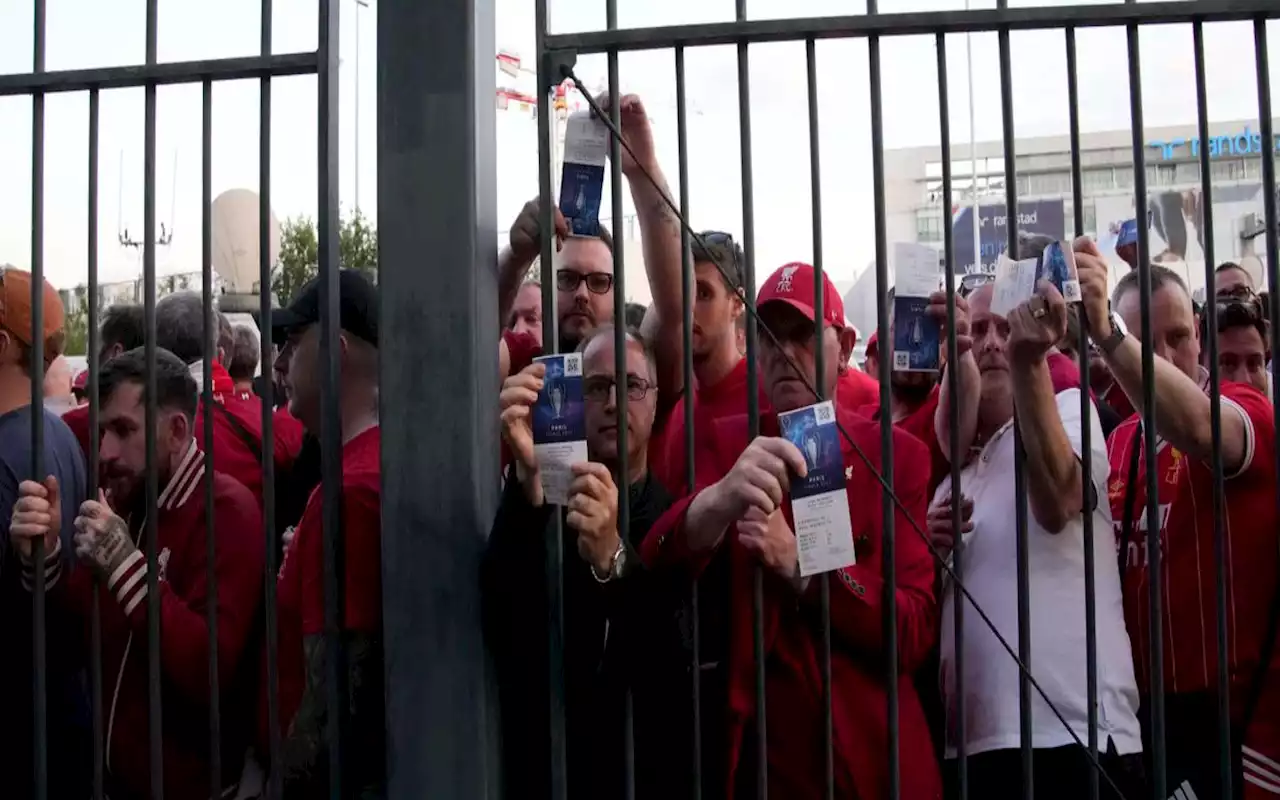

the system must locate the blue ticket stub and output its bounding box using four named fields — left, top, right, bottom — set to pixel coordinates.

left=558, top=112, right=608, bottom=237
left=533, top=353, right=587, bottom=505
left=778, top=400, right=855, bottom=575
left=892, top=295, right=941, bottom=372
